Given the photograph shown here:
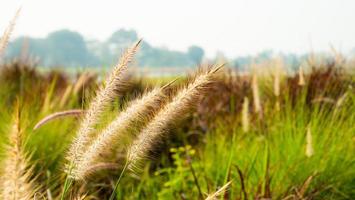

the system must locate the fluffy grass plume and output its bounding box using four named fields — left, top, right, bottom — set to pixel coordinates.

left=0, top=8, right=20, bottom=59
left=73, top=72, right=96, bottom=94
left=127, top=65, right=223, bottom=170
left=298, top=65, right=306, bottom=86
left=252, top=72, right=262, bottom=114
left=274, top=59, right=282, bottom=111
left=242, top=97, right=249, bottom=133
left=72, top=87, right=167, bottom=179
left=305, top=126, right=314, bottom=157
left=59, top=85, right=74, bottom=108
left=1, top=107, right=37, bottom=200
left=67, top=40, right=141, bottom=165
left=33, top=109, right=84, bottom=130
left=273, top=59, right=281, bottom=98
